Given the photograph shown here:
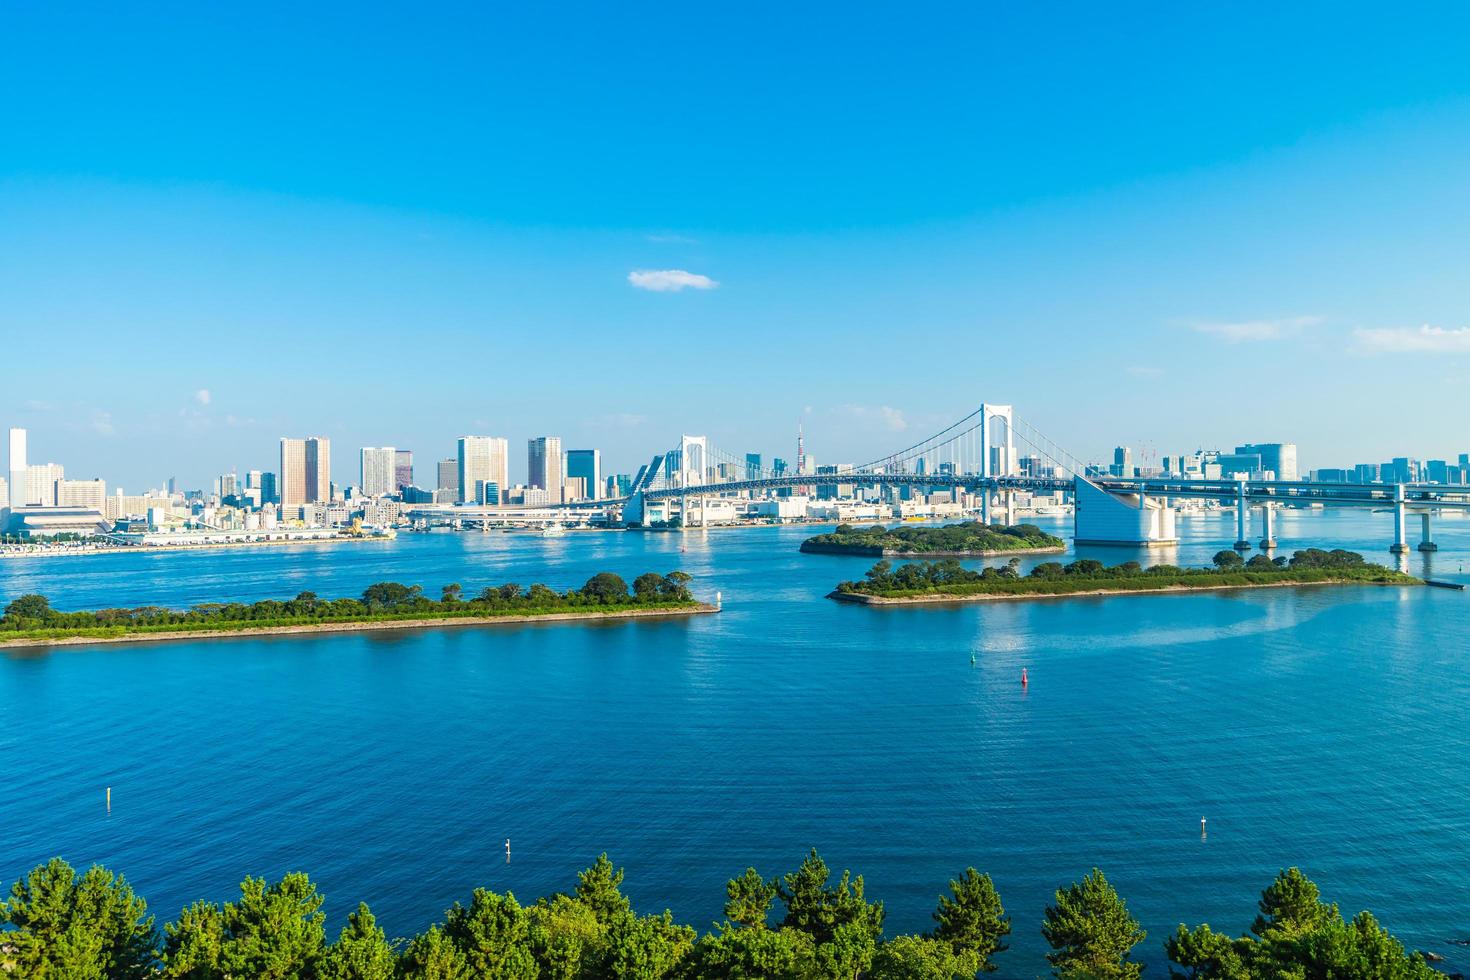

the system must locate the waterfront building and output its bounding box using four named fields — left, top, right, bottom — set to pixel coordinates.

left=1389, top=457, right=1420, bottom=484
left=1312, top=468, right=1350, bottom=483
left=360, top=447, right=397, bottom=497
left=280, top=437, right=331, bottom=506
left=457, top=436, right=509, bottom=505
left=394, top=449, right=413, bottom=491
left=1236, top=443, right=1298, bottom=481
left=437, top=458, right=457, bottom=491
left=1111, top=446, right=1132, bottom=477
left=1215, top=451, right=1265, bottom=479
left=259, top=471, right=278, bottom=505
left=245, top=470, right=262, bottom=489
left=7, top=428, right=26, bottom=507
left=1354, top=463, right=1380, bottom=483
left=56, top=478, right=106, bottom=509
left=0, top=476, right=7, bottom=510
left=564, top=476, right=587, bottom=501
left=25, top=463, right=65, bottom=507
left=566, top=449, right=601, bottom=501
left=1426, top=459, right=1450, bottom=484
left=745, top=453, right=762, bottom=479
left=528, top=436, right=564, bottom=504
